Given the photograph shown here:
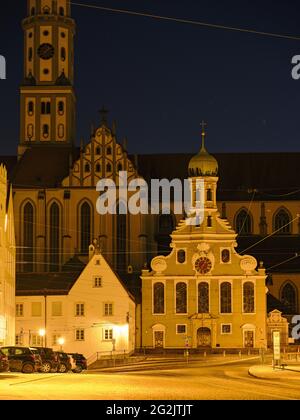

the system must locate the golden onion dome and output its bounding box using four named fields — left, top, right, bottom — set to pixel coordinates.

left=188, top=129, right=218, bottom=177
